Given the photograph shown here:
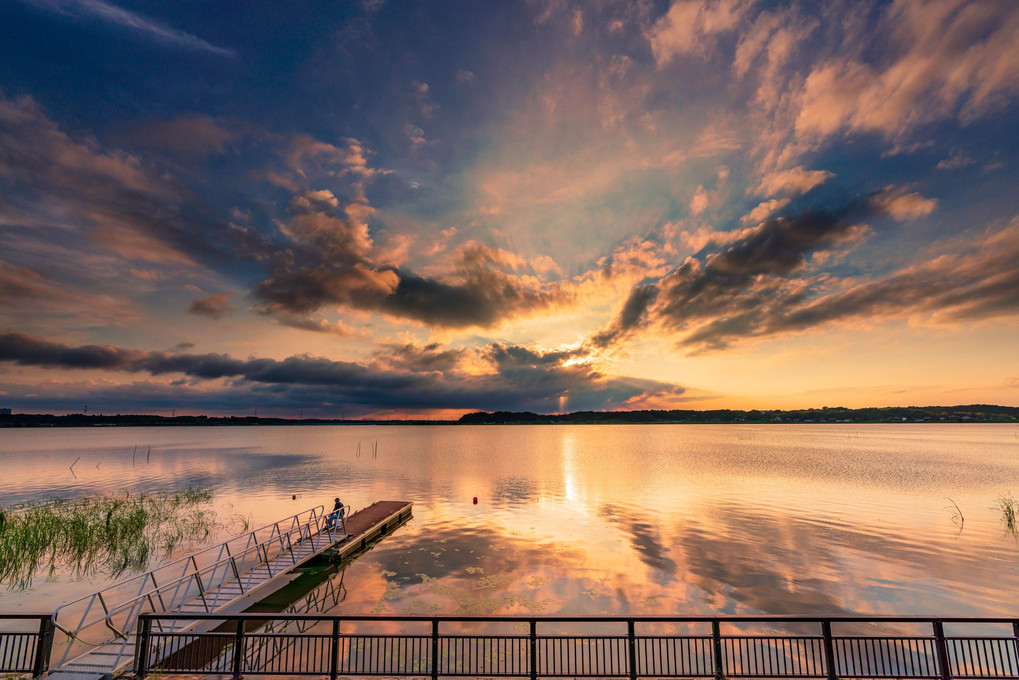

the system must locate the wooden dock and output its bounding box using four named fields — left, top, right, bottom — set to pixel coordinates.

left=48, top=501, right=413, bottom=680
